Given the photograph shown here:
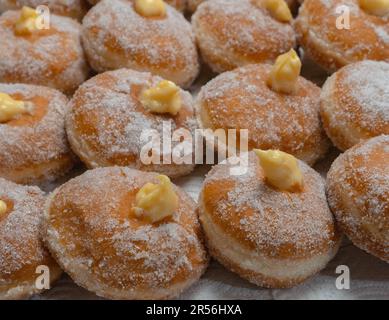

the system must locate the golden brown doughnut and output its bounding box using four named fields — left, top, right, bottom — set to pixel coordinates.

left=66, top=69, right=197, bottom=178
left=327, top=135, right=389, bottom=263
left=187, top=0, right=298, bottom=13
left=195, top=63, right=330, bottom=166
left=0, top=9, right=89, bottom=94
left=82, top=0, right=199, bottom=88
left=43, top=166, right=209, bottom=300
left=295, top=0, right=389, bottom=72
left=0, top=0, right=89, bottom=21
left=0, top=84, right=76, bottom=185
left=191, top=0, right=296, bottom=73
left=321, top=61, right=389, bottom=151
left=0, top=178, right=62, bottom=299
left=87, top=0, right=187, bottom=12
left=198, top=151, right=341, bottom=288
